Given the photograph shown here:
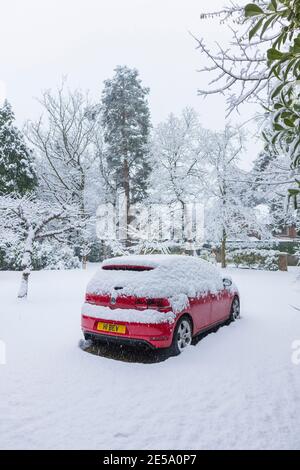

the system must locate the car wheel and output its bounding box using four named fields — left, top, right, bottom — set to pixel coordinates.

left=79, top=337, right=93, bottom=350
left=171, top=316, right=192, bottom=355
left=83, top=332, right=96, bottom=346
left=230, top=297, right=240, bottom=322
